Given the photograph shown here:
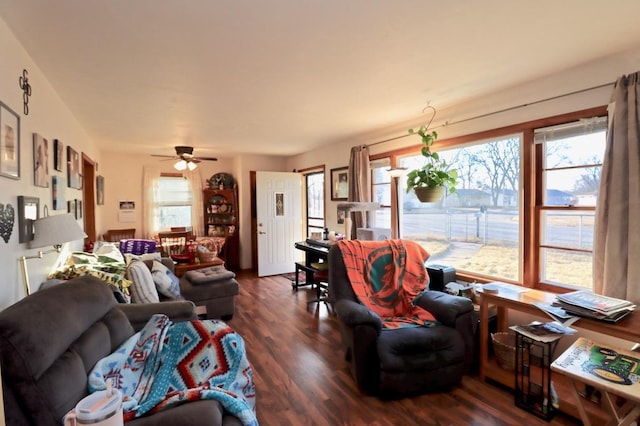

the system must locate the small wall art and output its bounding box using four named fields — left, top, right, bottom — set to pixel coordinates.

left=96, top=175, right=104, bottom=205
left=18, top=196, right=39, bottom=243
left=0, top=101, right=20, bottom=179
left=33, top=133, right=49, bottom=188
left=331, top=166, right=349, bottom=201
left=53, top=139, right=64, bottom=172
left=67, top=145, right=81, bottom=189
left=0, top=202, right=15, bottom=243
left=52, top=175, right=66, bottom=210
left=68, top=199, right=77, bottom=219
